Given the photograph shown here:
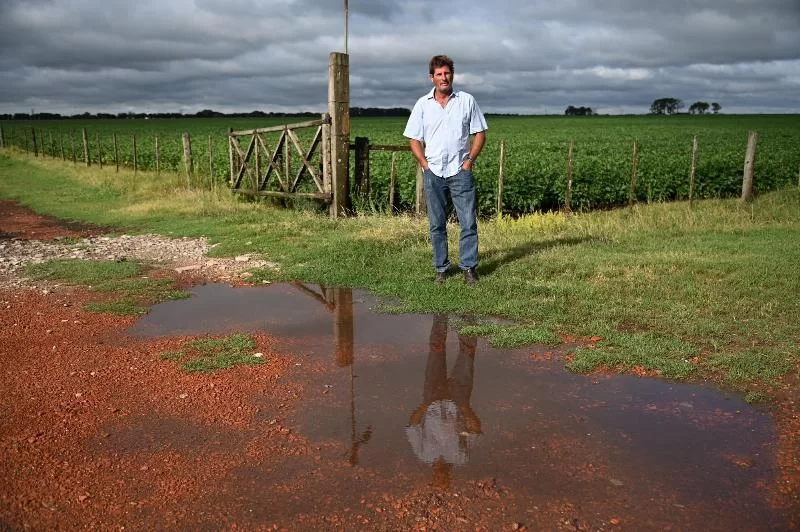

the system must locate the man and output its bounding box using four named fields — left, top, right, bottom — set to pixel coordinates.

left=403, top=55, right=488, bottom=285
